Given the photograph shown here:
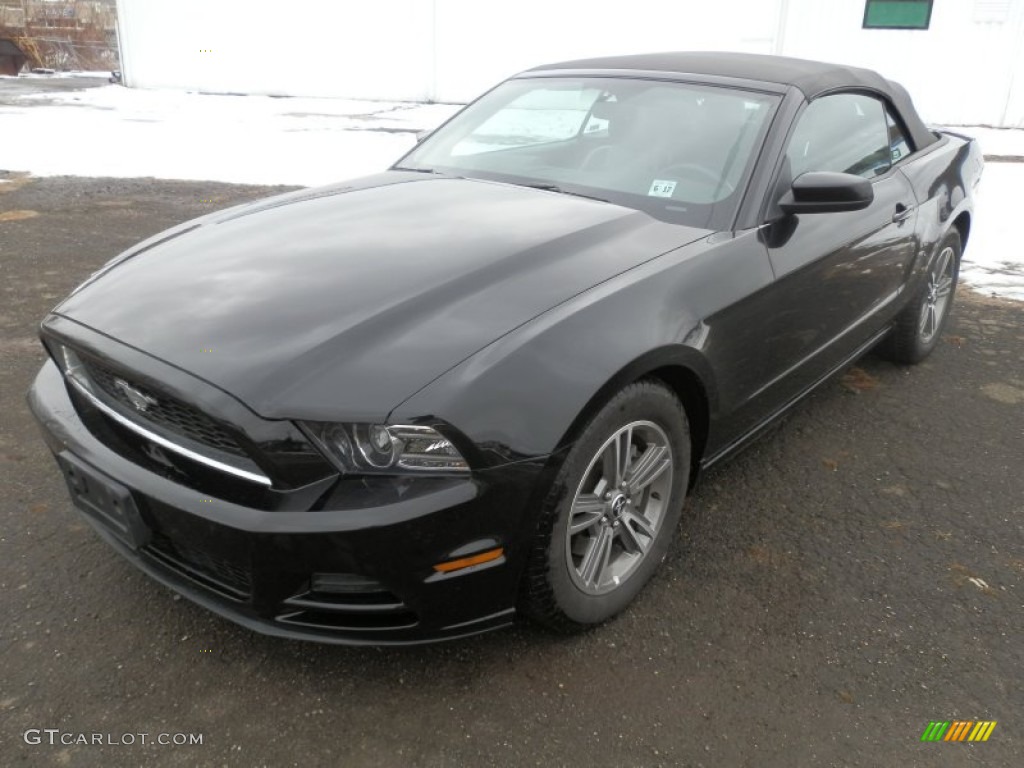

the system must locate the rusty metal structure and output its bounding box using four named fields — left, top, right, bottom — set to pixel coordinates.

left=0, top=1, right=117, bottom=72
